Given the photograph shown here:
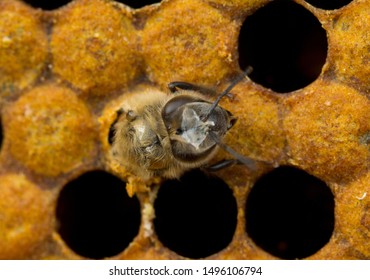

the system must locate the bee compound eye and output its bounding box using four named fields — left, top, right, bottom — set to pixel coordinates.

left=162, top=95, right=202, bottom=121
left=228, top=115, right=237, bottom=128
